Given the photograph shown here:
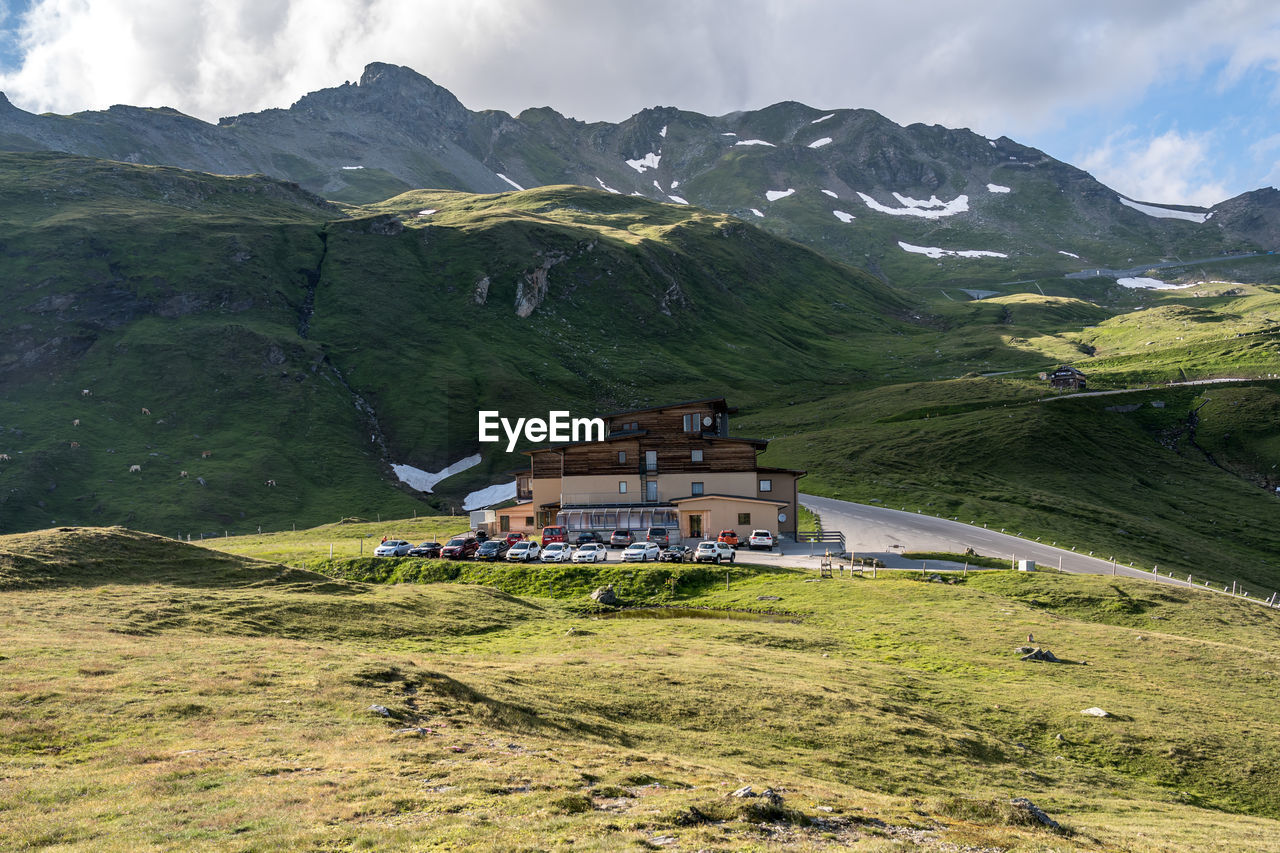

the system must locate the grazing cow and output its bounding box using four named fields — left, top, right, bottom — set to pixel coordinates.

left=129, top=464, right=142, bottom=473
left=0, top=454, right=11, bottom=461
left=69, top=441, right=80, bottom=449
left=72, top=419, right=80, bottom=427
left=196, top=477, right=206, bottom=486
left=81, top=389, right=92, bottom=397
left=141, top=407, right=151, bottom=415
left=179, top=471, right=188, bottom=478
left=201, top=450, right=212, bottom=458
left=265, top=479, right=277, bottom=487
